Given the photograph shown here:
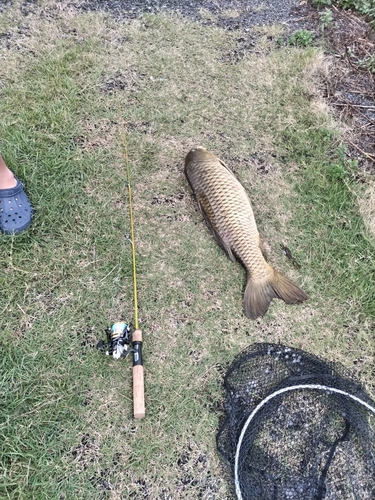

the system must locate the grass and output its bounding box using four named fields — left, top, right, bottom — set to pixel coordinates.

left=0, top=1, right=374, bottom=499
